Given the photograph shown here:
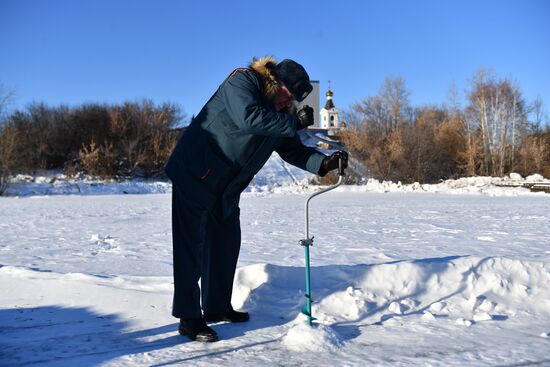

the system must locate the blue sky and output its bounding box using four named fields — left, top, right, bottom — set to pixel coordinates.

left=1, top=0, right=549, bottom=123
